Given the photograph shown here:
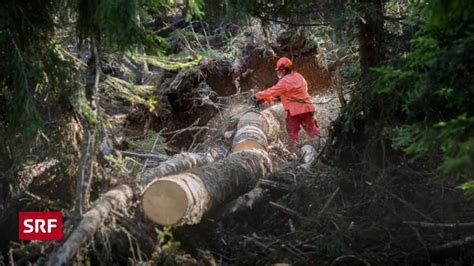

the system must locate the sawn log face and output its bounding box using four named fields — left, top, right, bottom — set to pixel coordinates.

left=142, top=149, right=272, bottom=226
